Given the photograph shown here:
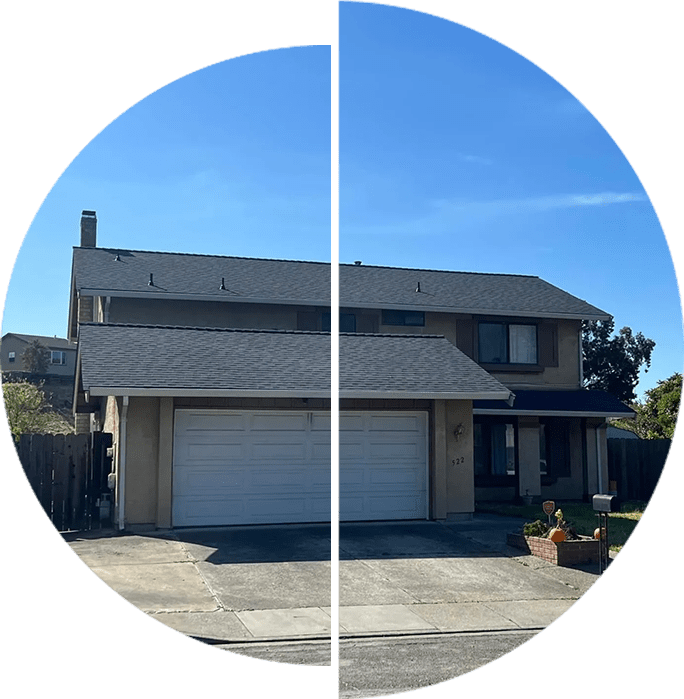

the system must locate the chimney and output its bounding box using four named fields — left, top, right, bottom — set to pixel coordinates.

left=80, top=210, right=97, bottom=247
